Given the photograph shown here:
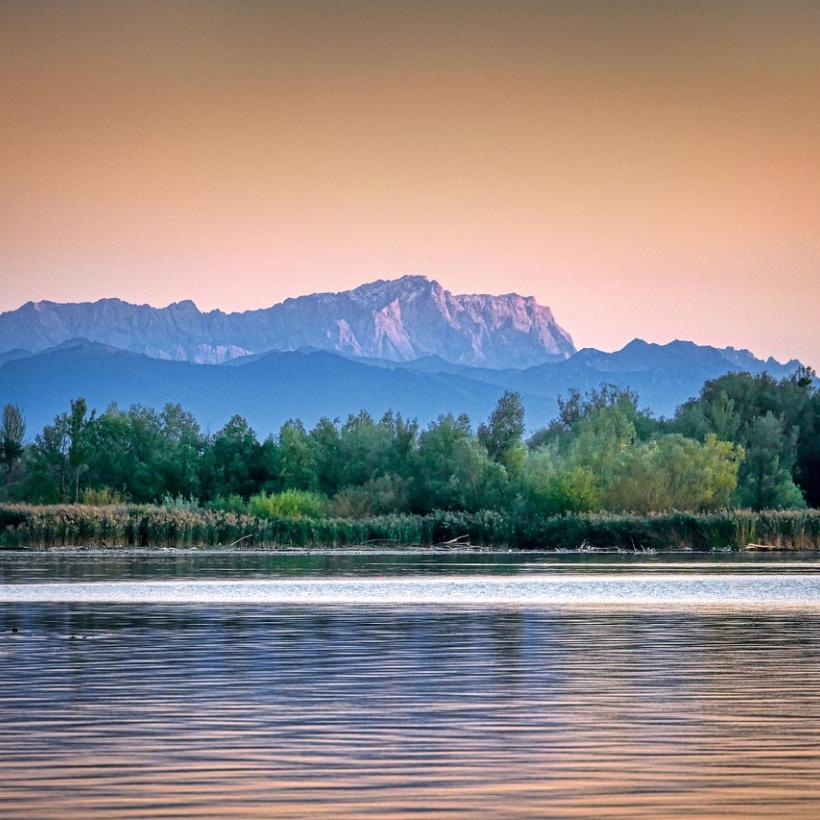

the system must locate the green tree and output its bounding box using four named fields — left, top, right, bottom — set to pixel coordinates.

left=77, top=403, right=205, bottom=502
left=201, top=415, right=262, bottom=499
left=22, top=398, right=93, bottom=501
left=274, top=420, right=318, bottom=491
left=0, top=404, right=25, bottom=484
left=158, top=403, right=205, bottom=498
left=85, top=404, right=163, bottom=501
left=336, top=411, right=390, bottom=487
left=672, top=369, right=819, bottom=504
left=62, top=398, right=95, bottom=502
left=521, top=446, right=602, bottom=515
left=478, top=391, right=525, bottom=469
left=605, top=433, right=743, bottom=513
left=413, top=414, right=508, bottom=512
left=569, top=401, right=637, bottom=487
left=737, top=412, right=805, bottom=509
left=309, top=417, right=342, bottom=495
